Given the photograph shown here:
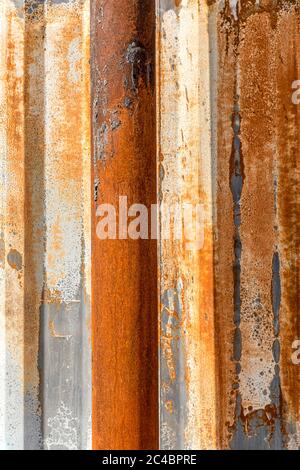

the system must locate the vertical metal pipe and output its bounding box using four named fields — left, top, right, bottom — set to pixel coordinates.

left=91, top=0, right=158, bottom=450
